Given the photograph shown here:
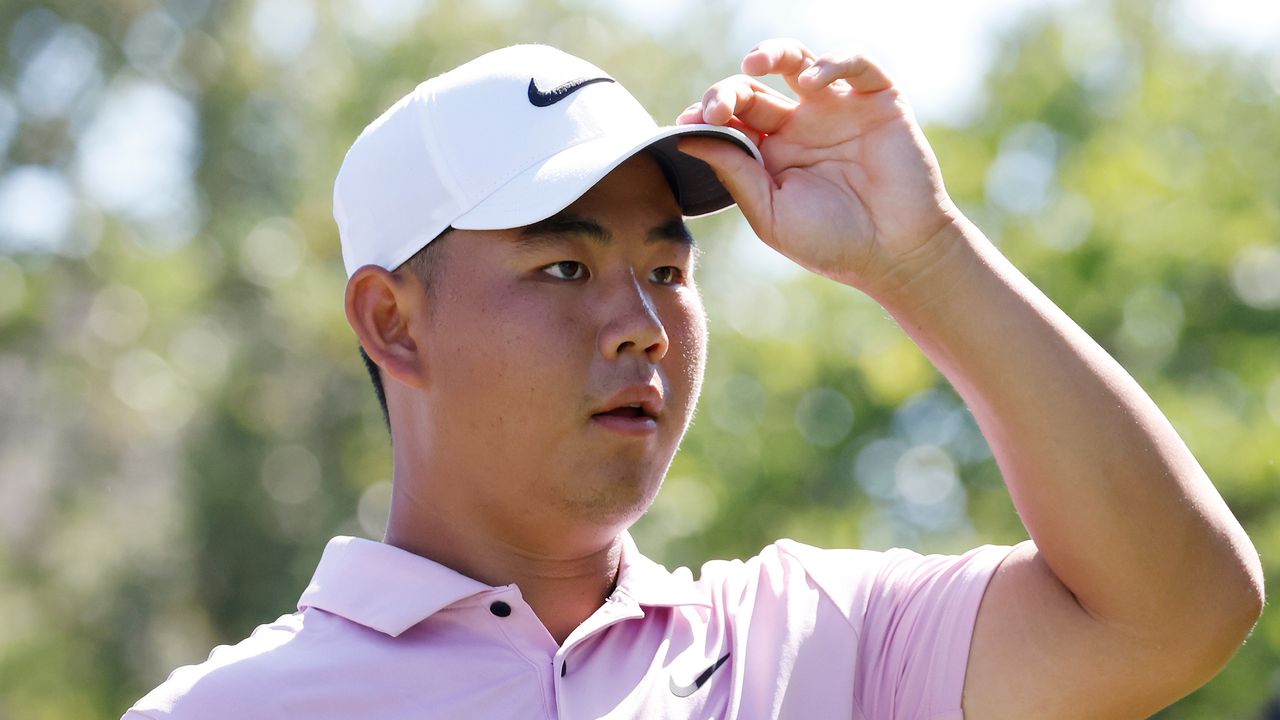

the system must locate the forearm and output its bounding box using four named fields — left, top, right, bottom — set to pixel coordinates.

left=871, top=217, right=1263, bottom=640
